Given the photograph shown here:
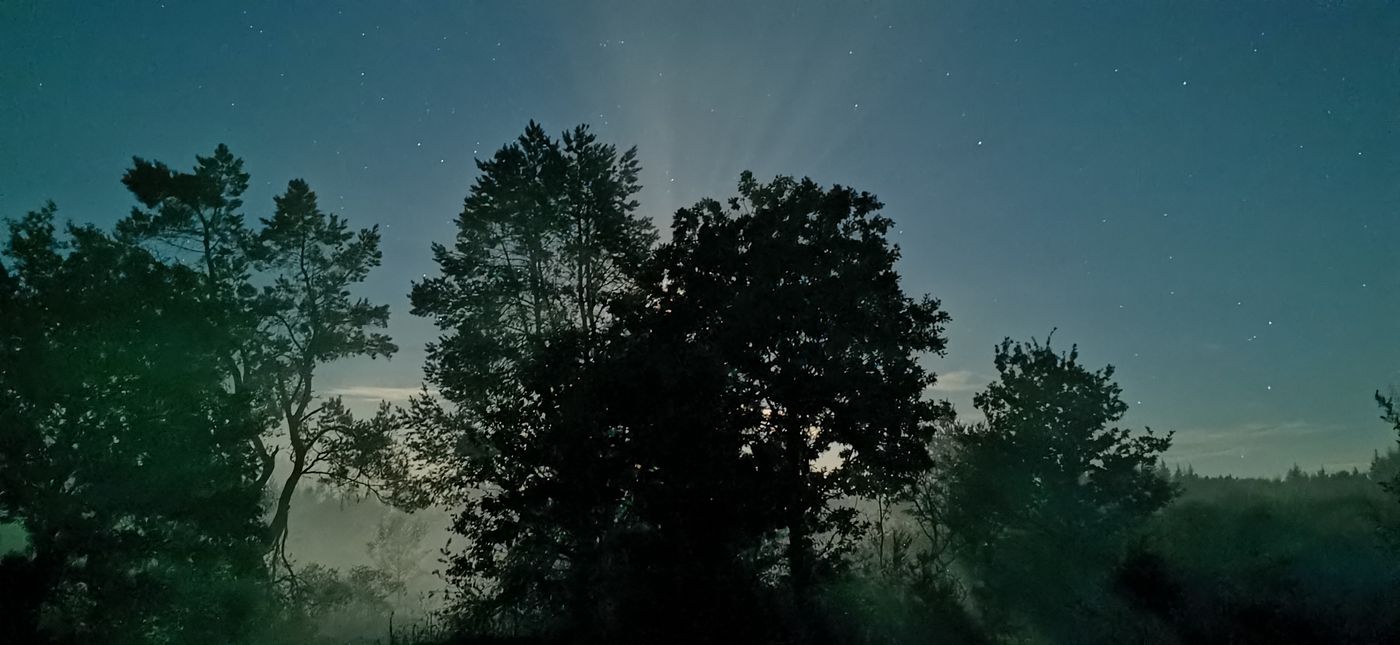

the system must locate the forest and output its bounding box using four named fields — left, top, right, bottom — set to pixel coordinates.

left=3, top=123, right=1399, bottom=645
